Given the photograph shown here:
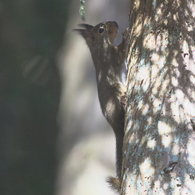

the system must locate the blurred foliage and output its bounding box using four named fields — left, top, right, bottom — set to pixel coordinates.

left=0, top=0, right=71, bottom=194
